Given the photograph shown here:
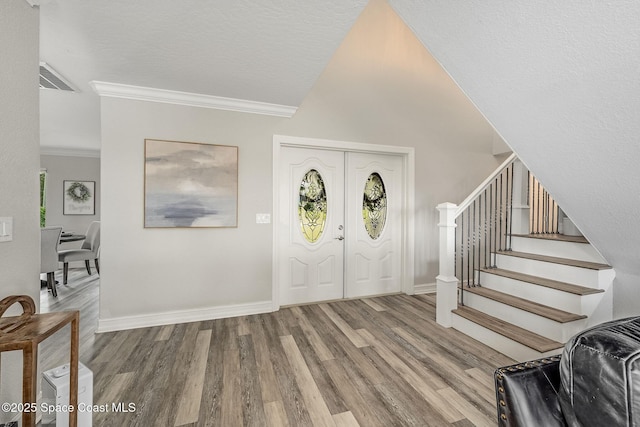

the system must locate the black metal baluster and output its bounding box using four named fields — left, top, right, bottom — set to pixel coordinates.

left=532, top=178, right=537, bottom=234
left=477, top=199, right=481, bottom=284
left=454, top=221, right=457, bottom=282
left=460, top=212, right=464, bottom=305
left=498, top=174, right=503, bottom=250
left=533, top=177, right=540, bottom=234
left=467, top=208, right=471, bottom=289
left=508, top=163, right=514, bottom=250
left=544, top=189, right=549, bottom=234
left=504, top=168, right=509, bottom=250
left=484, top=188, right=489, bottom=269
left=527, top=172, right=531, bottom=233
left=493, top=177, right=499, bottom=267
left=489, top=186, right=494, bottom=268
left=538, top=180, right=542, bottom=234
left=472, top=199, right=477, bottom=286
